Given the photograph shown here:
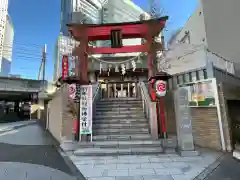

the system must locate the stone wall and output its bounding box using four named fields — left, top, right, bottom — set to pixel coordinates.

left=48, top=89, right=63, bottom=142
left=47, top=85, right=74, bottom=142
left=191, top=107, right=222, bottom=150
left=61, top=85, right=74, bottom=141
left=164, top=91, right=222, bottom=150
left=165, top=92, right=177, bottom=135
